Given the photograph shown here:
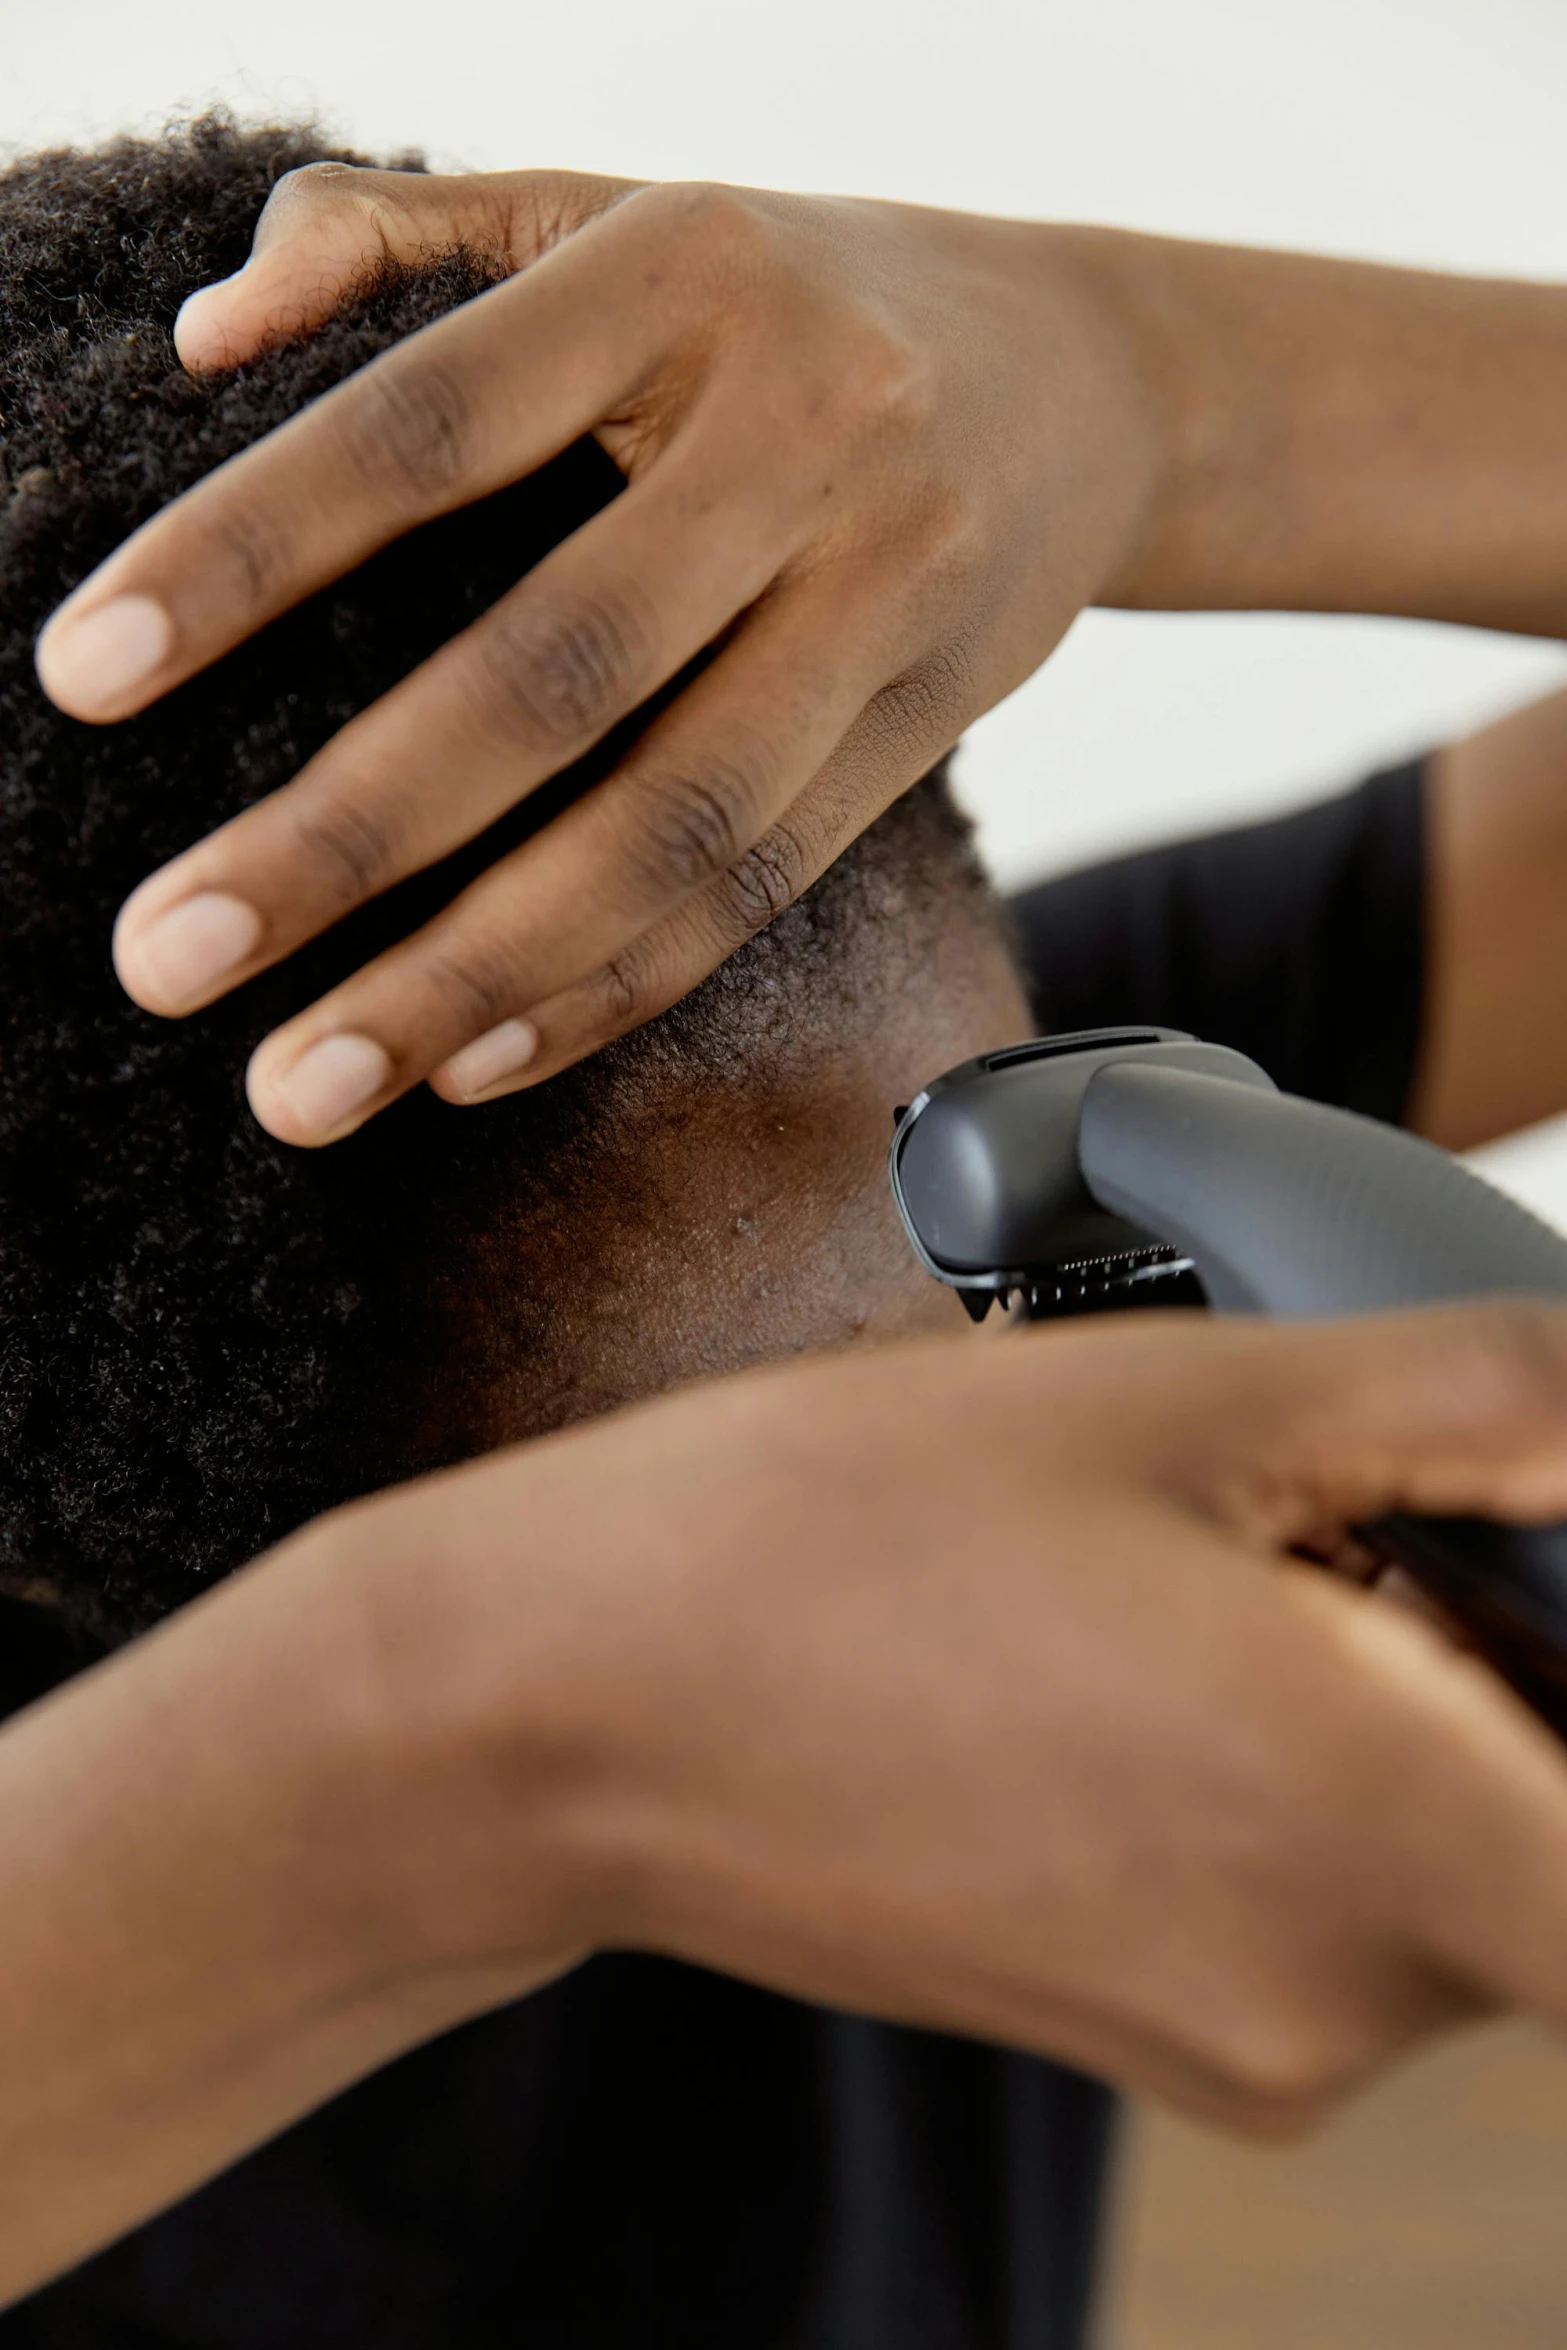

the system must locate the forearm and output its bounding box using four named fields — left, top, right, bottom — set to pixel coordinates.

left=0, top=1513, right=574, bottom=2308
left=12, top=1315, right=1567, bottom=2303
left=1410, top=683, right=1567, bottom=1149
left=1084, top=229, right=1567, bottom=635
